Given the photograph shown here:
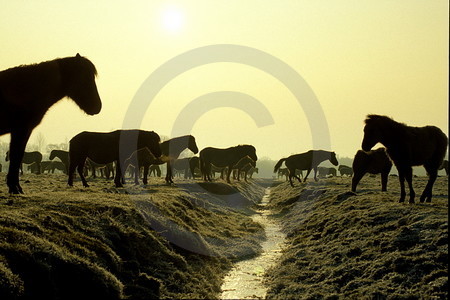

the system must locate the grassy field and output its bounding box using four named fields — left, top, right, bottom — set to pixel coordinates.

left=0, top=173, right=266, bottom=299
left=0, top=173, right=447, bottom=299
left=264, top=176, right=448, bottom=299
